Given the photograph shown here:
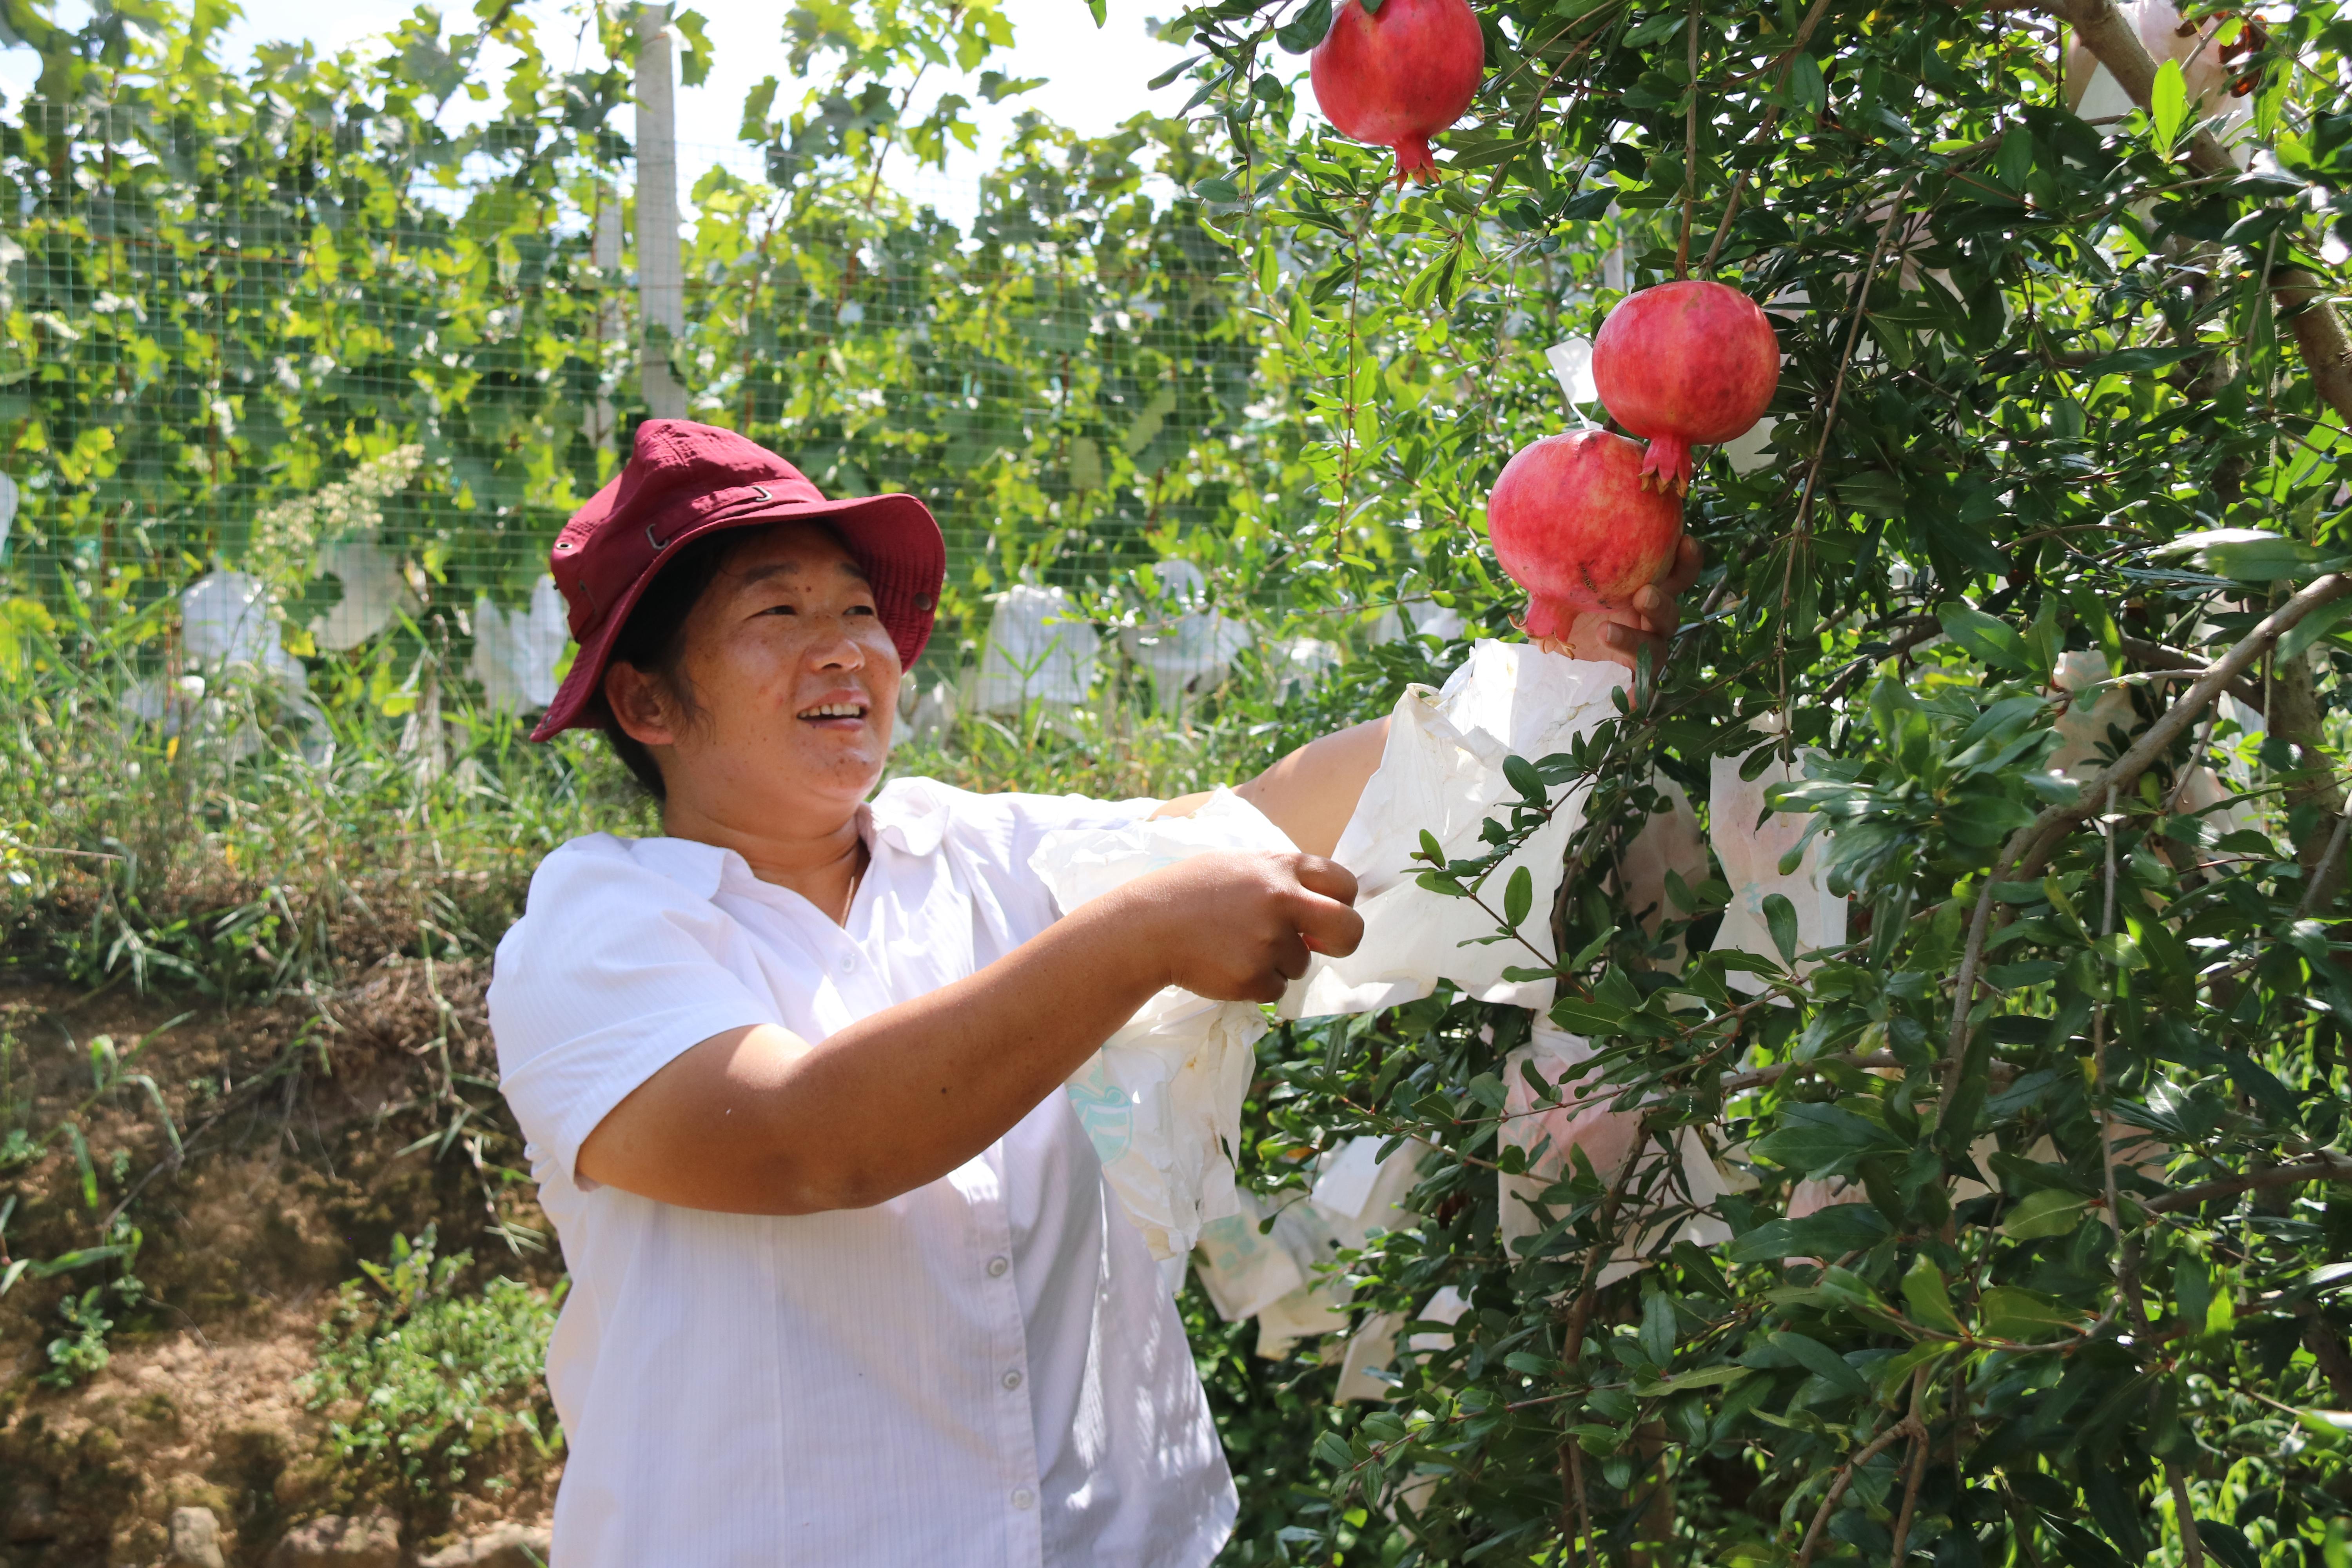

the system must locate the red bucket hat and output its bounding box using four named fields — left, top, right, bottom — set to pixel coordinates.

left=530, top=419, right=946, bottom=742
